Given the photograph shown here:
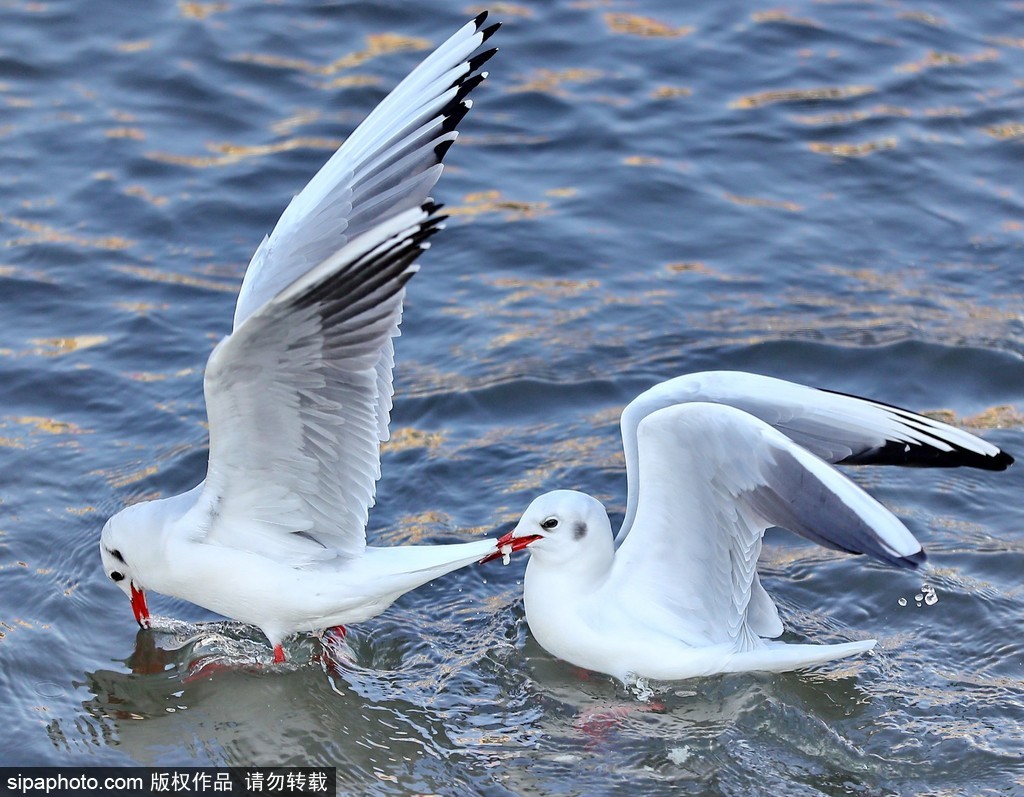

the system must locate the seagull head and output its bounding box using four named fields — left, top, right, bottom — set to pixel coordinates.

left=487, top=490, right=614, bottom=569
left=99, top=507, right=152, bottom=629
